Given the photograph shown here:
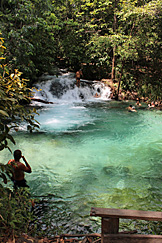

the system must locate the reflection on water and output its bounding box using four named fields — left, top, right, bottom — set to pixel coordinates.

left=1, top=74, right=162, bottom=236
